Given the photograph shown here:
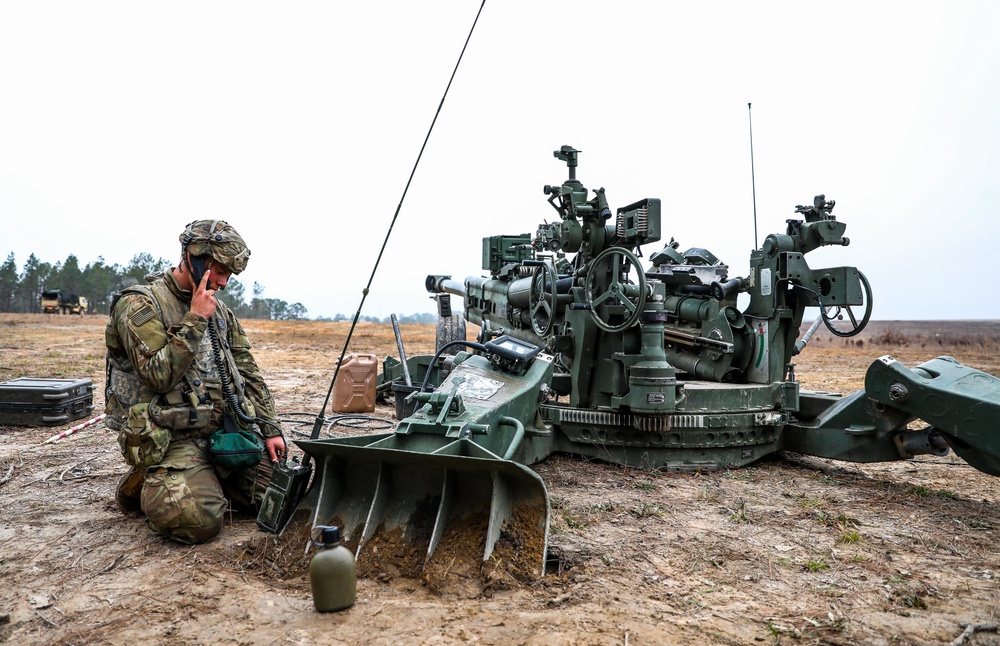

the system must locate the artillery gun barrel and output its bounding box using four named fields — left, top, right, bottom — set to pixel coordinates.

left=426, top=273, right=549, bottom=348
left=425, top=275, right=466, bottom=298
left=426, top=273, right=534, bottom=312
